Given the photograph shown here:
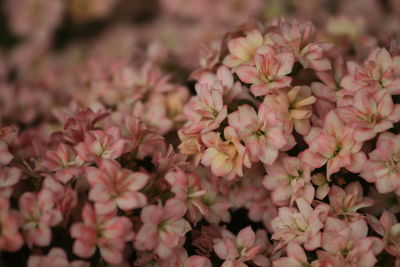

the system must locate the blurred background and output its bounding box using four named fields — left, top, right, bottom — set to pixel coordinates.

left=0, top=0, right=400, bottom=129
